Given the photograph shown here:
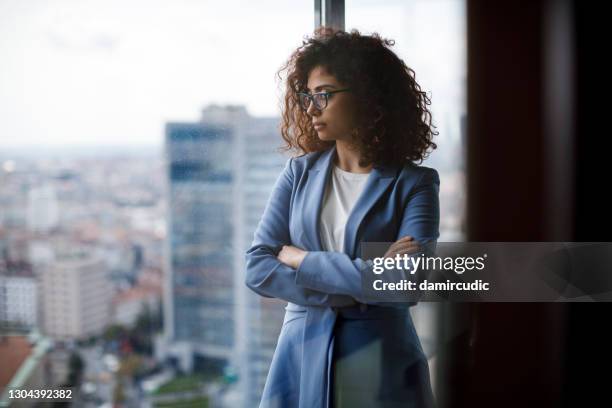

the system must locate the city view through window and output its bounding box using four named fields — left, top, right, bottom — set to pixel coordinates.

left=0, top=1, right=465, bottom=406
